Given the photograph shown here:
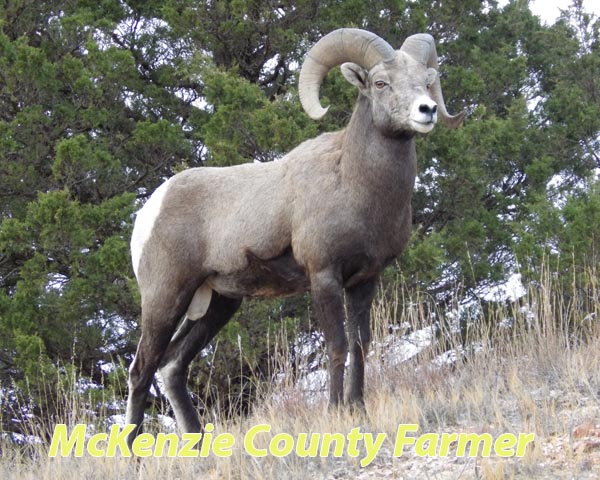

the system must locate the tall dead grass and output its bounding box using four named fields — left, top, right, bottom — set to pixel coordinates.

left=1, top=266, right=599, bottom=479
